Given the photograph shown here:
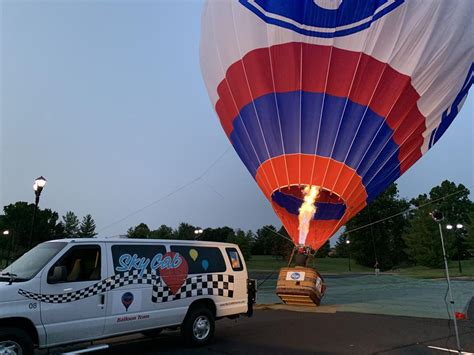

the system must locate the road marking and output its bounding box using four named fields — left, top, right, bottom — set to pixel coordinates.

left=427, top=345, right=473, bottom=354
